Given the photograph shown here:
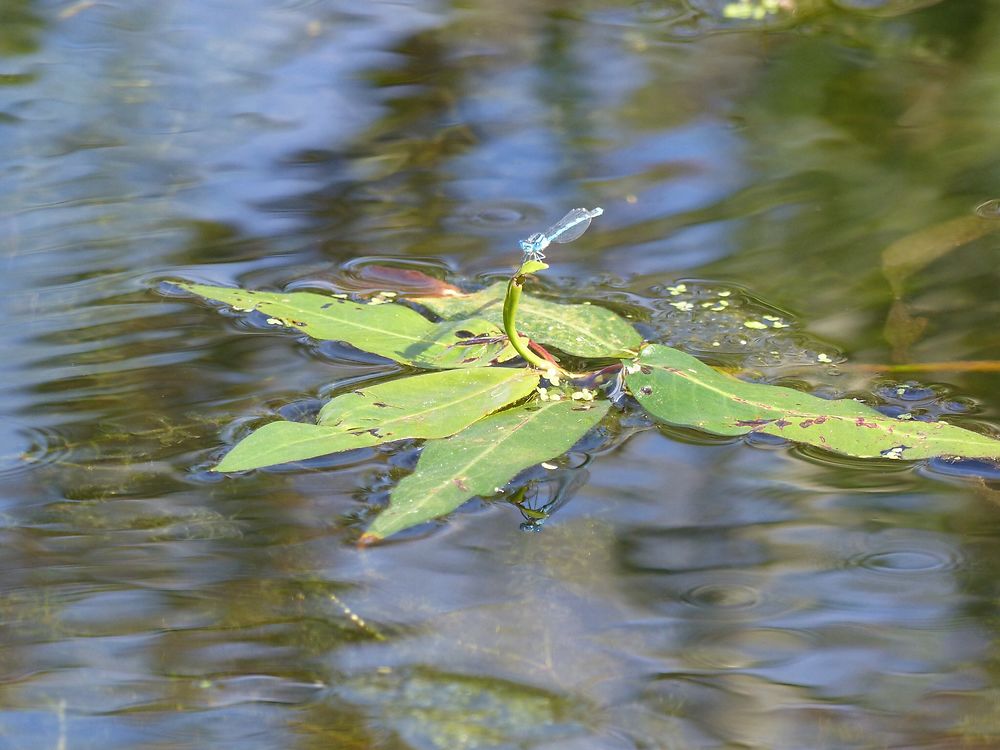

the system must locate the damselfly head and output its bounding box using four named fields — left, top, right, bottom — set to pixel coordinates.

left=519, top=233, right=546, bottom=254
